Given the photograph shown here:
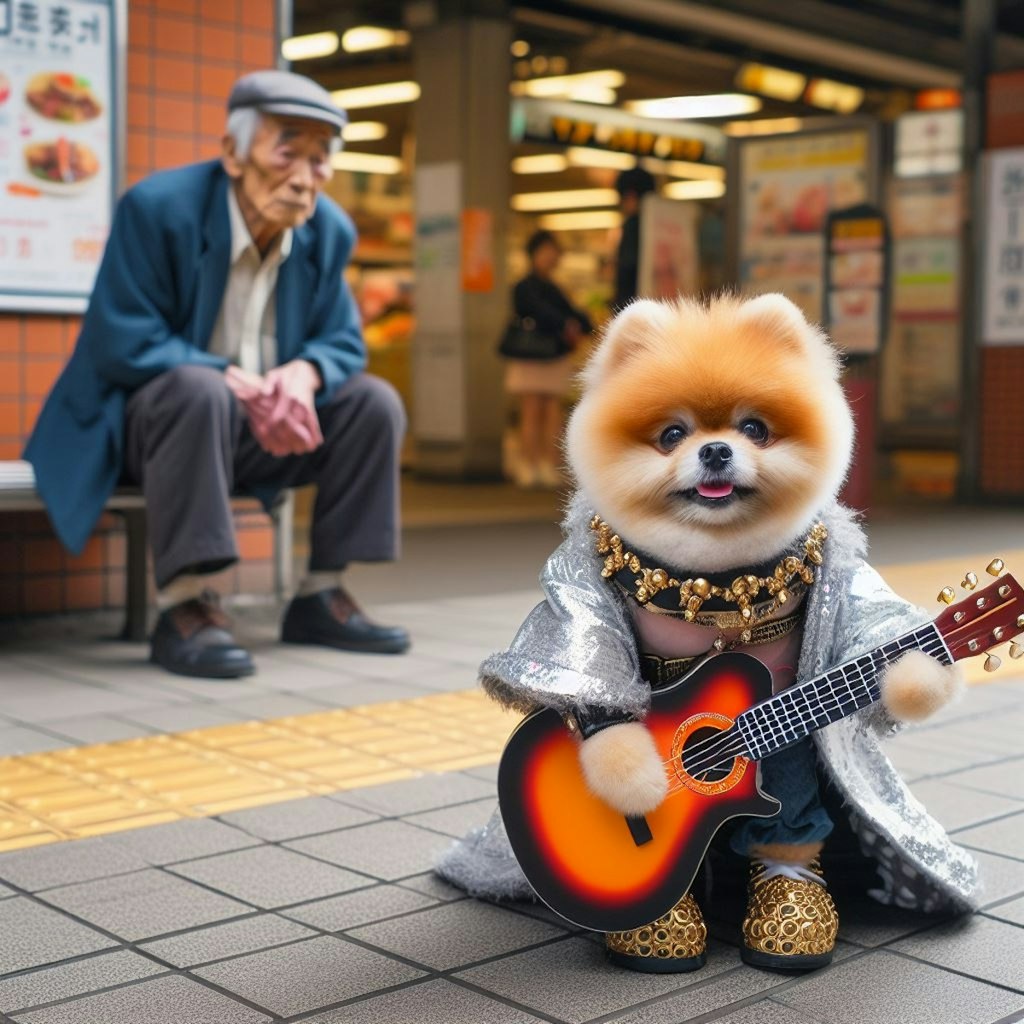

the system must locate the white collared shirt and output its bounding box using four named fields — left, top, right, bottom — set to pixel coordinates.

left=208, top=186, right=293, bottom=374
